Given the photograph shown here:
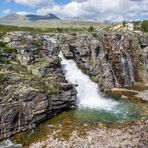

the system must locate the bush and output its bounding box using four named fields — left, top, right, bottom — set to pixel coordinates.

left=92, top=33, right=97, bottom=37
left=133, top=21, right=141, bottom=30
left=4, top=47, right=17, bottom=53
left=141, top=20, right=148, bottom=32
left=70, top=33, right=77, bottom=36
left=88, top=26, right=95, bottom=32
left=122, top=21, right=126, bottom=27
left=0, top=41, right=6, bottom=48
